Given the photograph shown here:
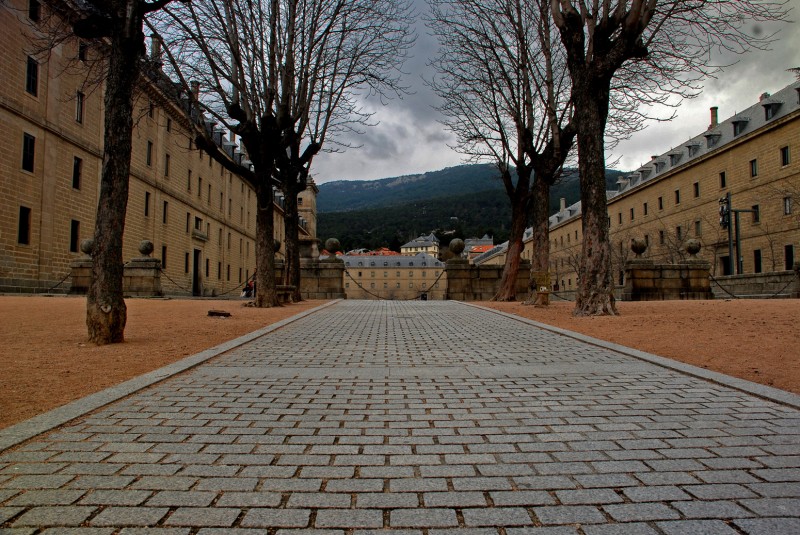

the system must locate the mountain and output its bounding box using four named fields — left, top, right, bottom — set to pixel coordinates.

left=317, top=164, right=625, bottom=252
